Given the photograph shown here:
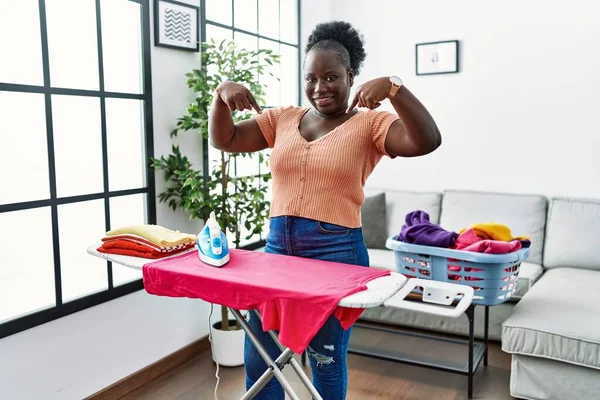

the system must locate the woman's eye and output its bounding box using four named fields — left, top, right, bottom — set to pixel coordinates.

left=327, top=76, right=337, bottom=82
left=305, top=77, right=315, bottom=83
